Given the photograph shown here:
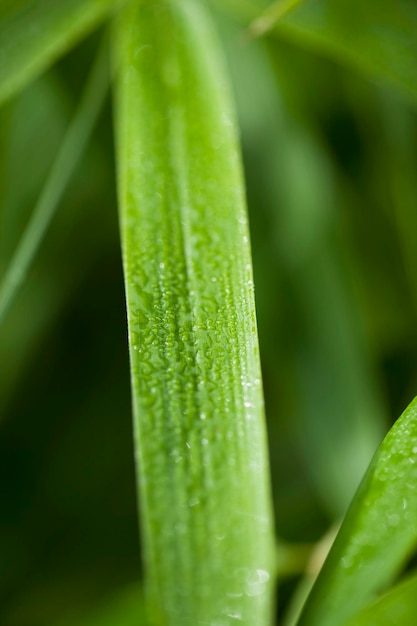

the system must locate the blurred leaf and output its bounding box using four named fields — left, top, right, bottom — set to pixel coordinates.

left=297, top=397, right=417, bottom=626
left=0, top=69, right=117, bottom=422
left=0, top=0, right=118, bottom=105
left=361, top=575, right=417, bottom=626
left=248, top=0, right=304, bottom=37
left=0, top=35, right=109, bottom=324
left=0, top=73, right=69, bottom=417
left=281, top=527, right=337, bottom=626
left=217, top=0, right=417, bottom=104
left=343, top=573, right=417, bottom=626
left=113, top=0, right=276, bottom=624
left=375, top=91, right=417, bottom=324
left=271, top=0, right=417, bottom=104
left=0, top=78, right=65, bottom=270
